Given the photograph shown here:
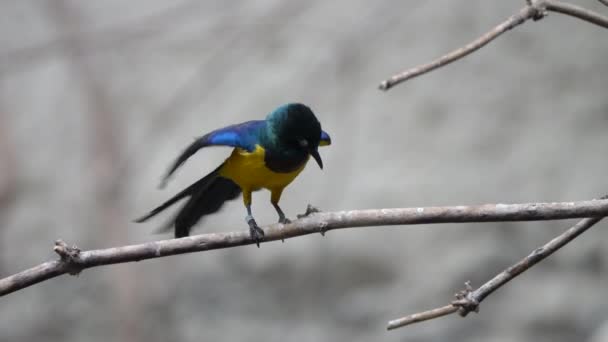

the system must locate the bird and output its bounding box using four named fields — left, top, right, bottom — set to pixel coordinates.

left=135, top=103, right=331, bottom=246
